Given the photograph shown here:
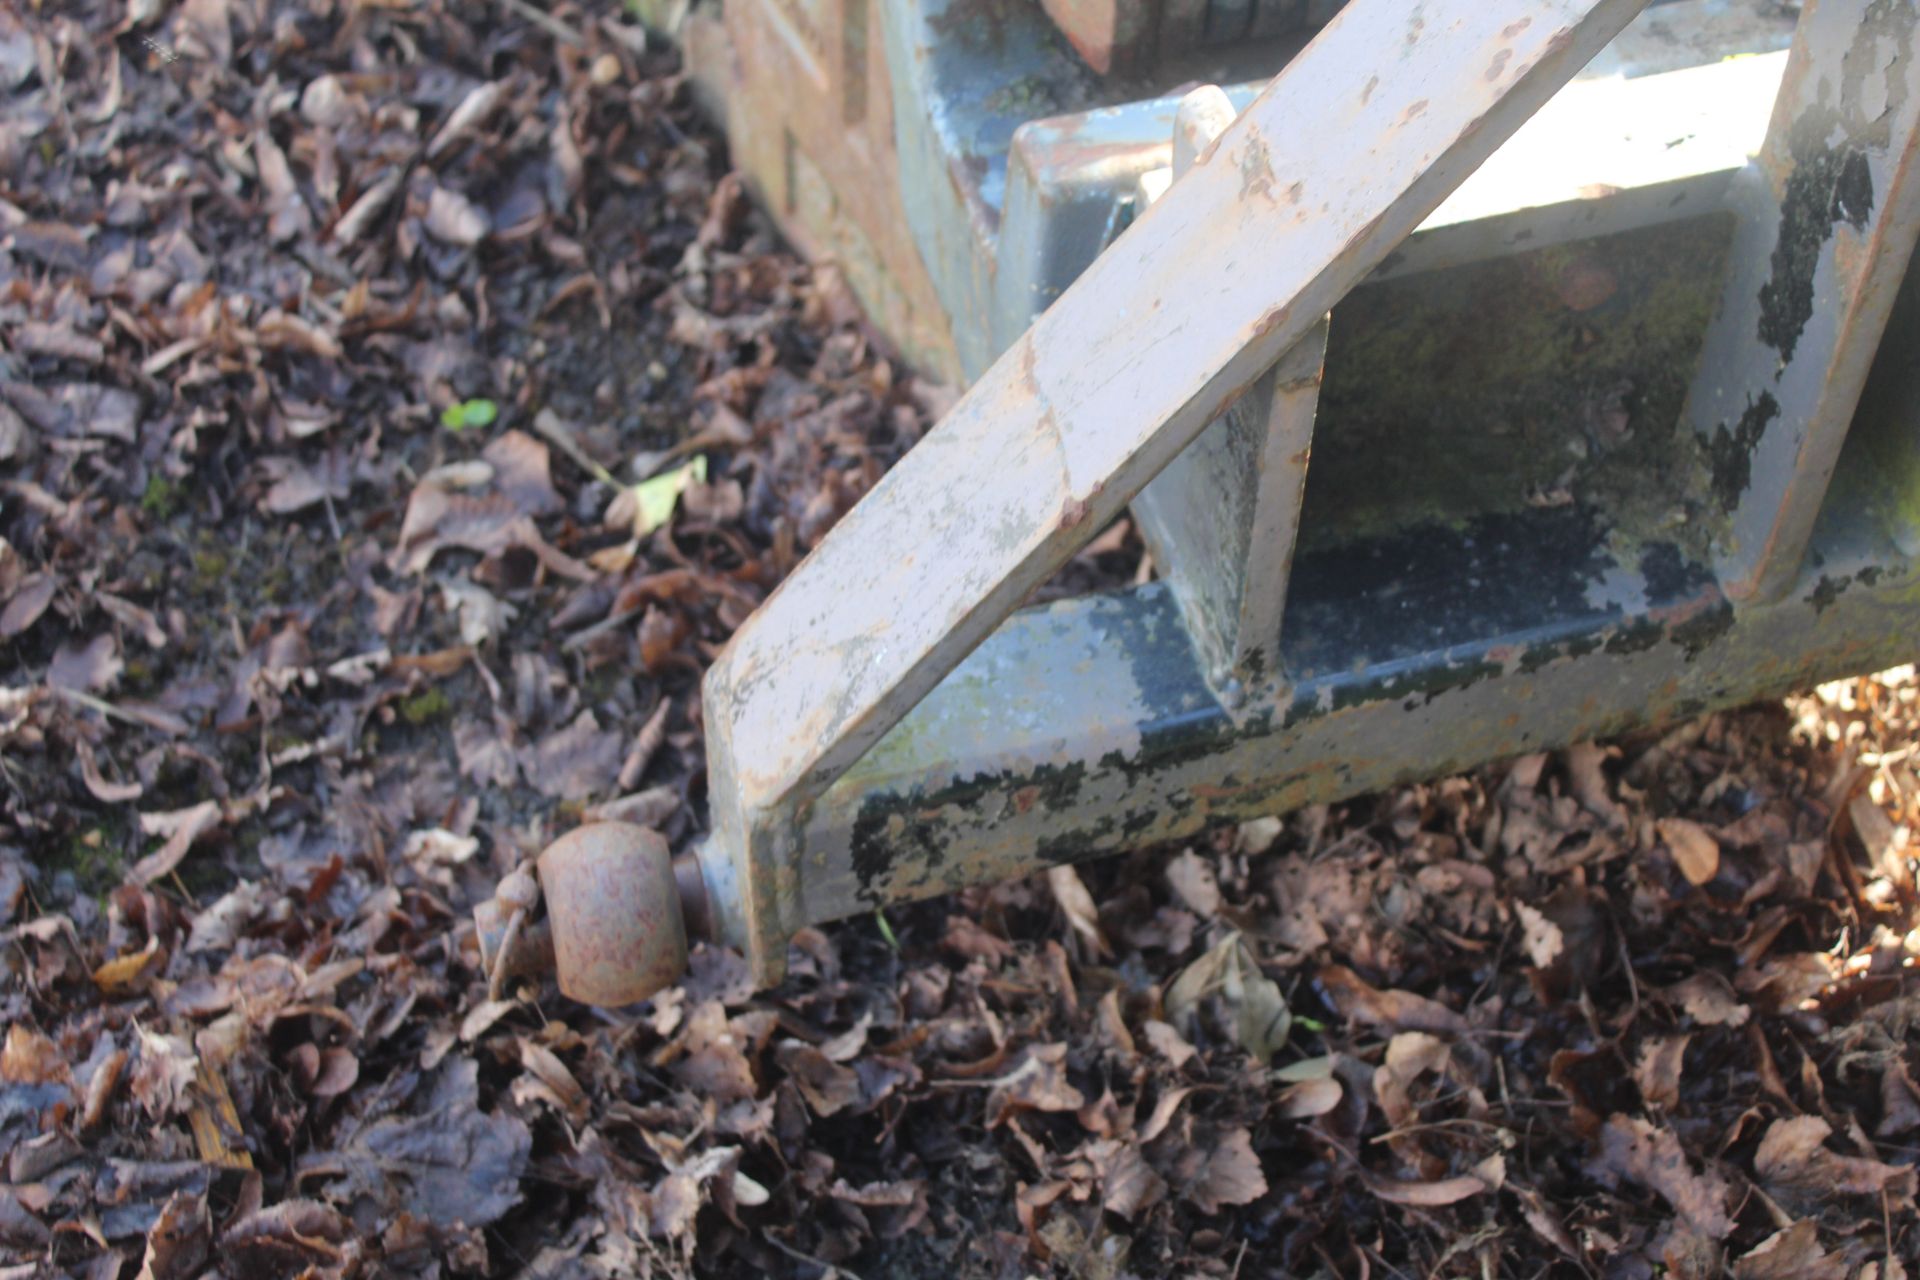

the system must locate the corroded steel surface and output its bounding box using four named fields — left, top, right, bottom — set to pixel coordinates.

left=1683, top=0, right=1920, bottom=602
left=699, top=0, right=1654, bottom=983
left=787, top=507, right=1920, bottom=929
left=539, top=823, right=687, bottom=1006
